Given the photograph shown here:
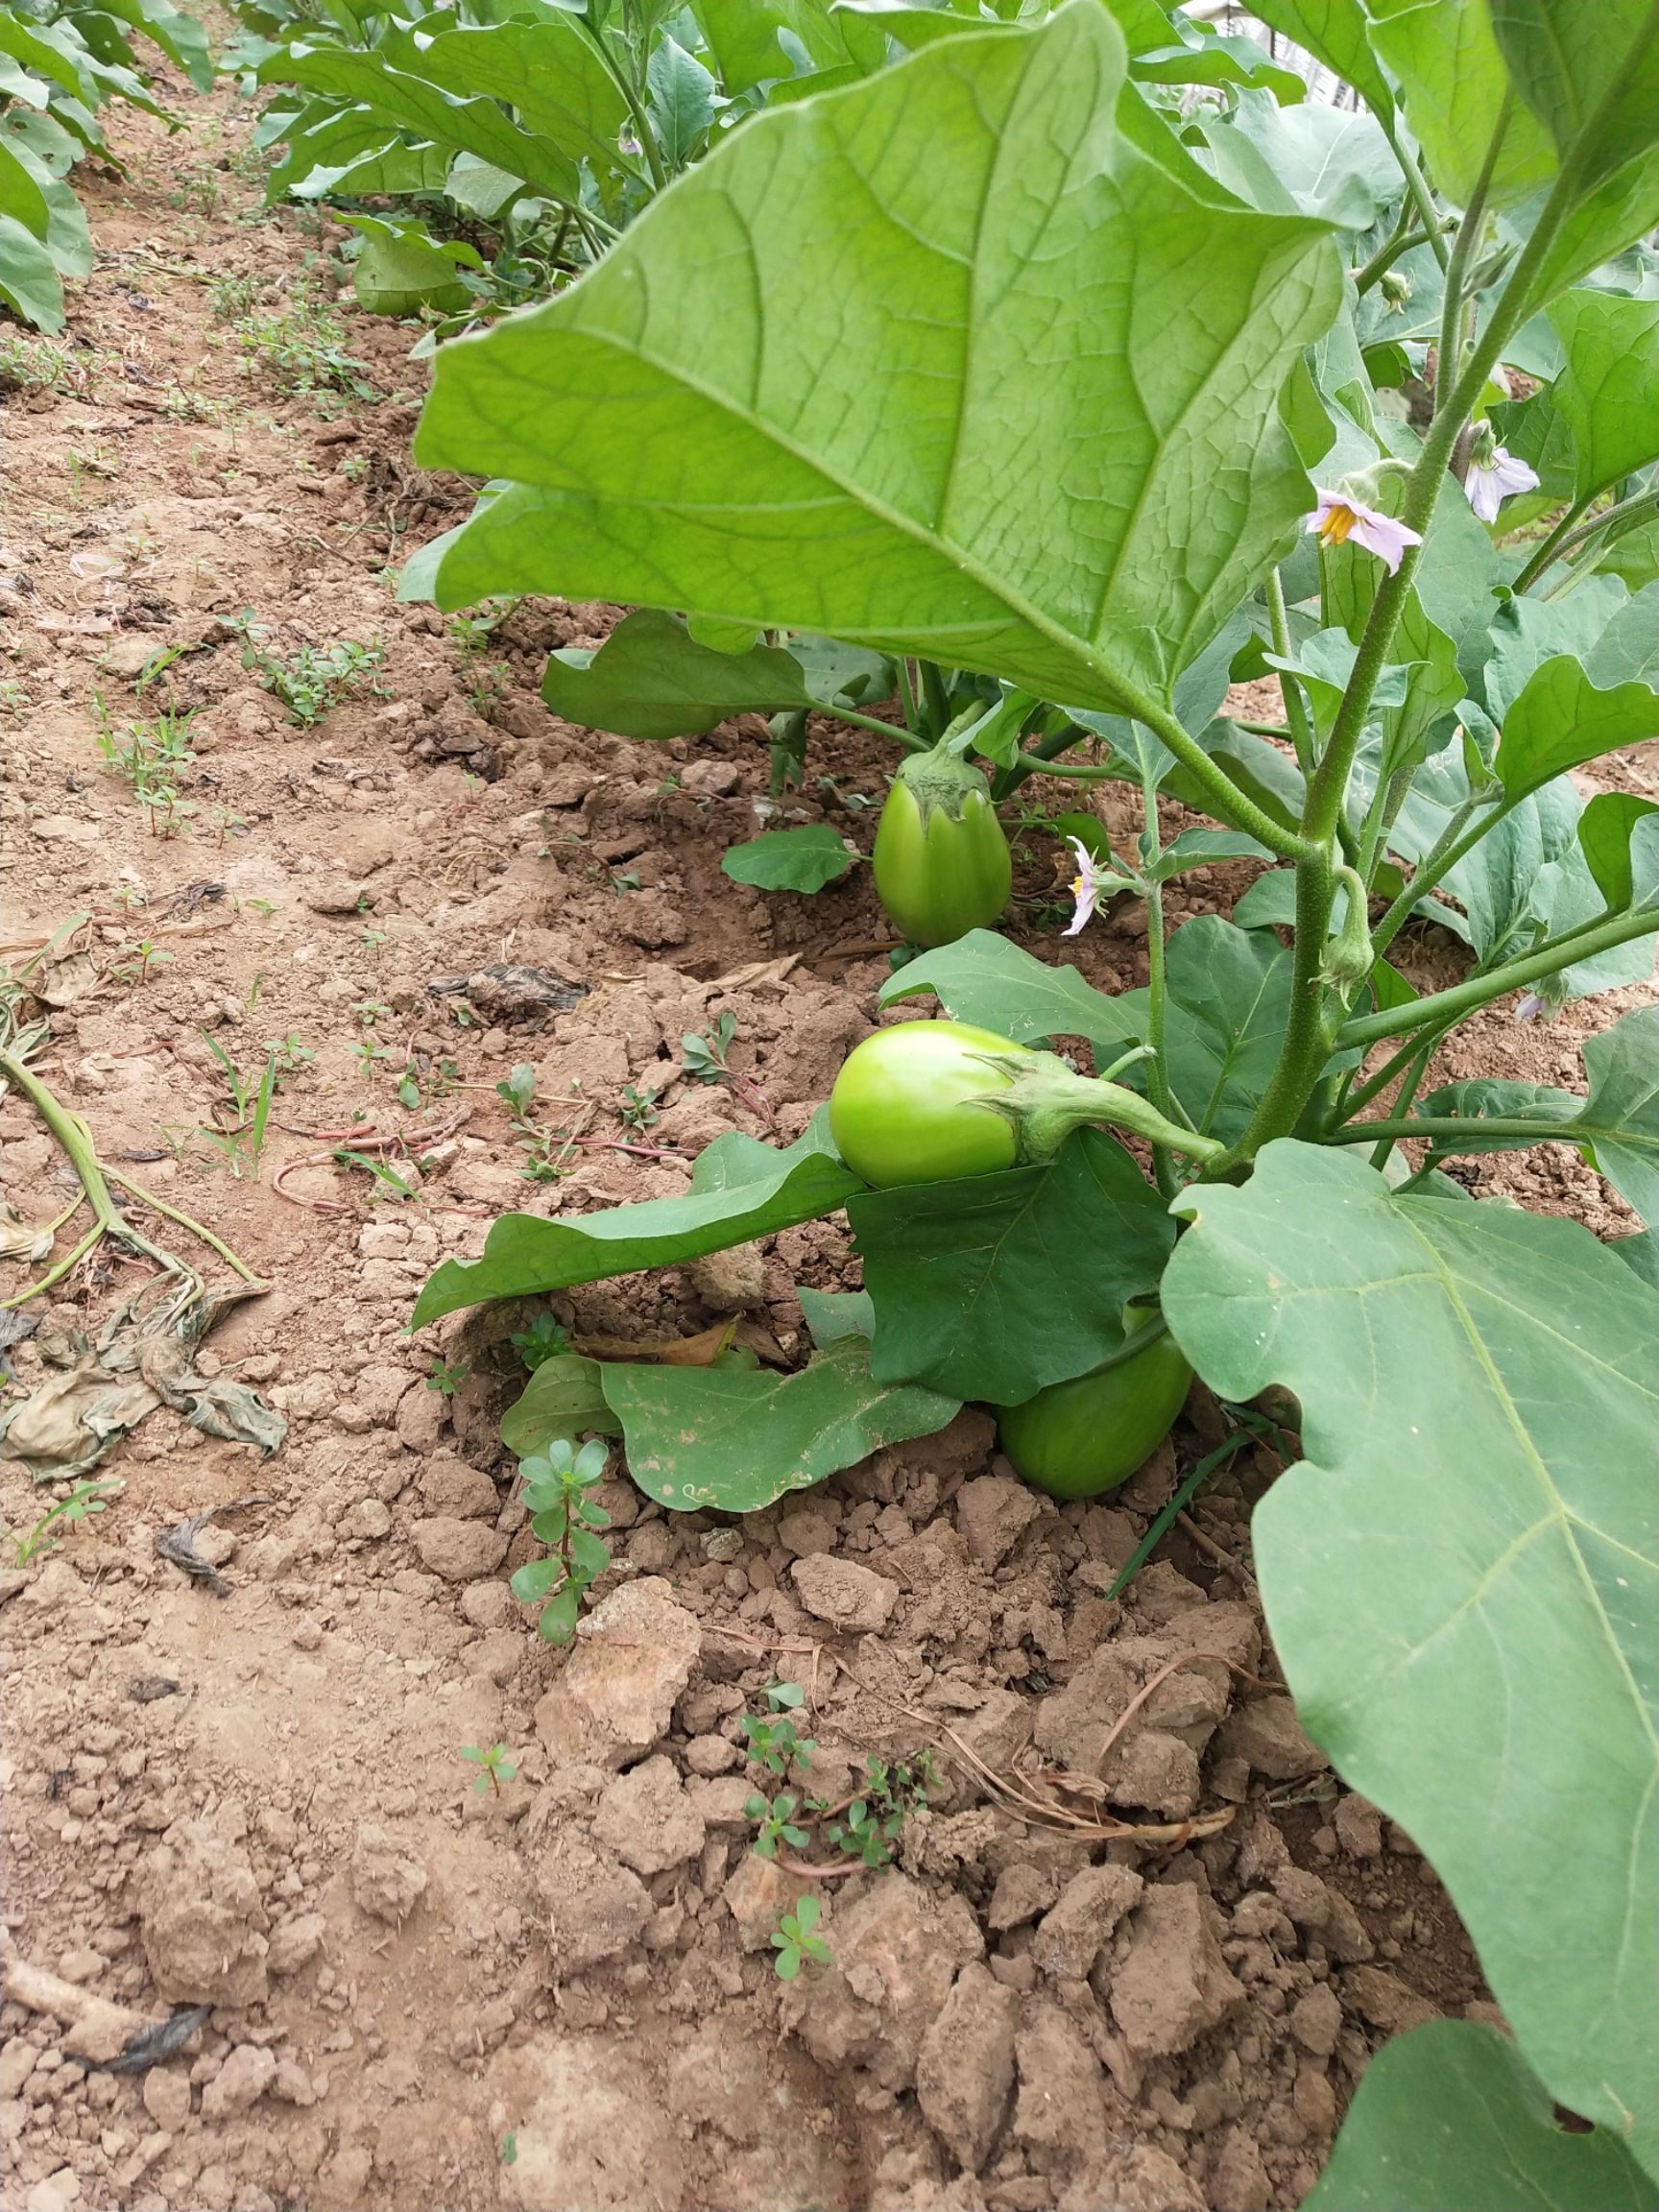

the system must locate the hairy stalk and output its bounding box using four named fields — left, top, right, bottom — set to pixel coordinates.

left=1433, top=97, right=1509, bottom=419
left=1210, top=108, right=1586, bottom=1174
left=1342, top=1113, right=1583, bottom=1151
left=1381, top=120, right=1452, bottom=271
left=1369, top=791, right=1504, bottom=959
left=1265, top=568, right=1316, bottom=775
left=1364, top=1033, right=1444, bottom=1169
left=1334, top=1020, right=1458, bottom=1126
left=1338, top=903, right=1659, bottom=1051
left=1140, top=773, right=1178, bottom=1200
left=920, top=660, right=951, bottom=739
left=1354, top=202, right=1435, bottom=295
